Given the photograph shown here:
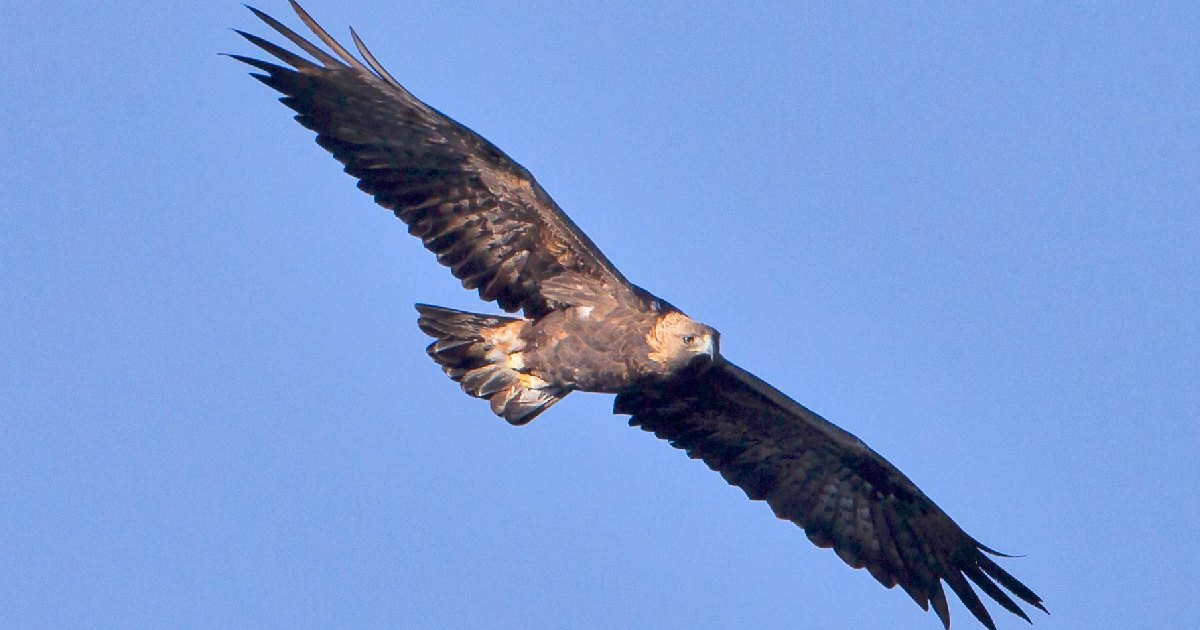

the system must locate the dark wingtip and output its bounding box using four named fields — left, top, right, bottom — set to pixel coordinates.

left=224, top=53, right=281, bottom=76
left=976, top=551, right=1047, bottom=614
left=978, top=543, right=1023, bottom=559
left=245, top=4, right=272, bottom=23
